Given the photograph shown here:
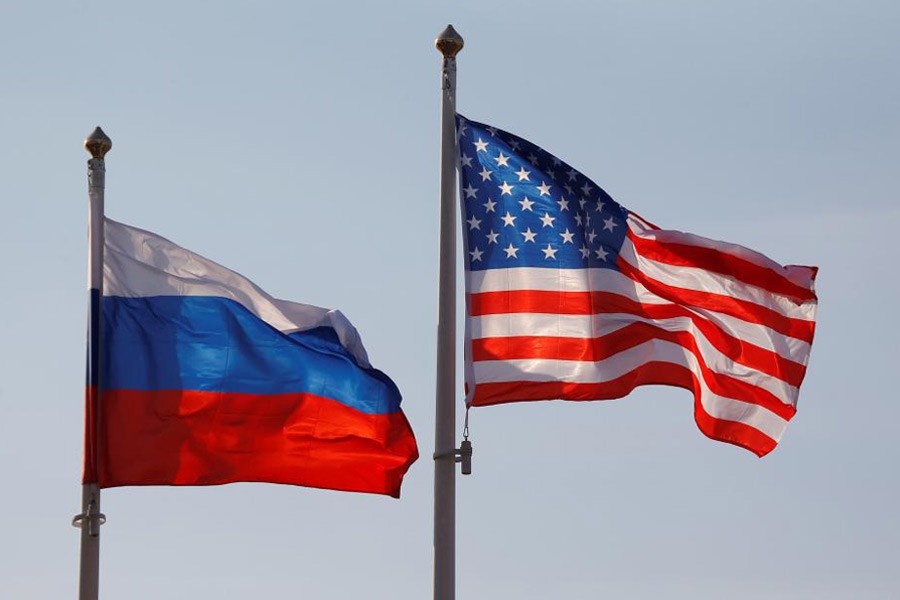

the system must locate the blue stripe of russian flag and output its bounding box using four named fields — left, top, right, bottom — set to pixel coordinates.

left=101, top=295, right=402, bottom=415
